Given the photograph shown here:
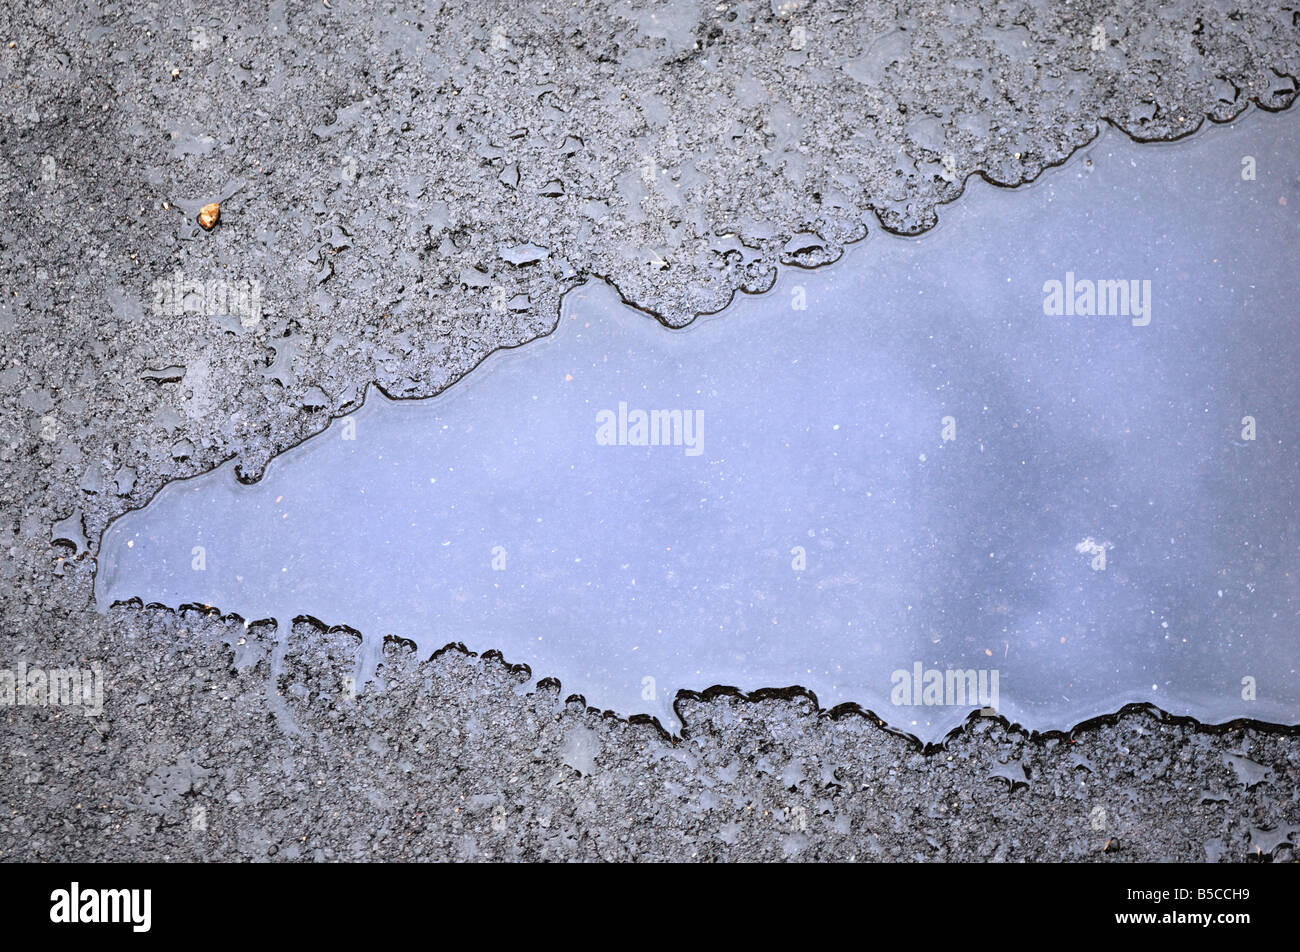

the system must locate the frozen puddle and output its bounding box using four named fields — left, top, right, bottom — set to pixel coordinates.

left=98, top=110, right=1300, bottom=742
